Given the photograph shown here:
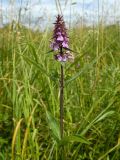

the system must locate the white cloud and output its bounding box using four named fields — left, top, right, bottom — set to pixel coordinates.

left=0, top=0, right=120, bottom=28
